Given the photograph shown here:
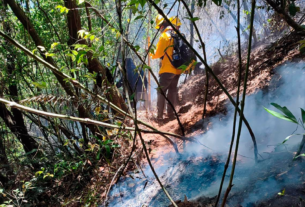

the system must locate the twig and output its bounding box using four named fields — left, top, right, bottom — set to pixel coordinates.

left=215, top=0, right=243, bottom=205
left=0, top=98, right=183, bottom=139
left=221, top=1, right=257, bottom=206
left=104, top=164, right=124, bottom=205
